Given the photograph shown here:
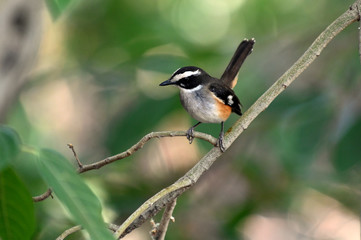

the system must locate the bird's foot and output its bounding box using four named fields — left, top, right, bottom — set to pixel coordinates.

left=218, top=133, right=225, bottom=152
left=186, top=127, right=195, bottom=144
